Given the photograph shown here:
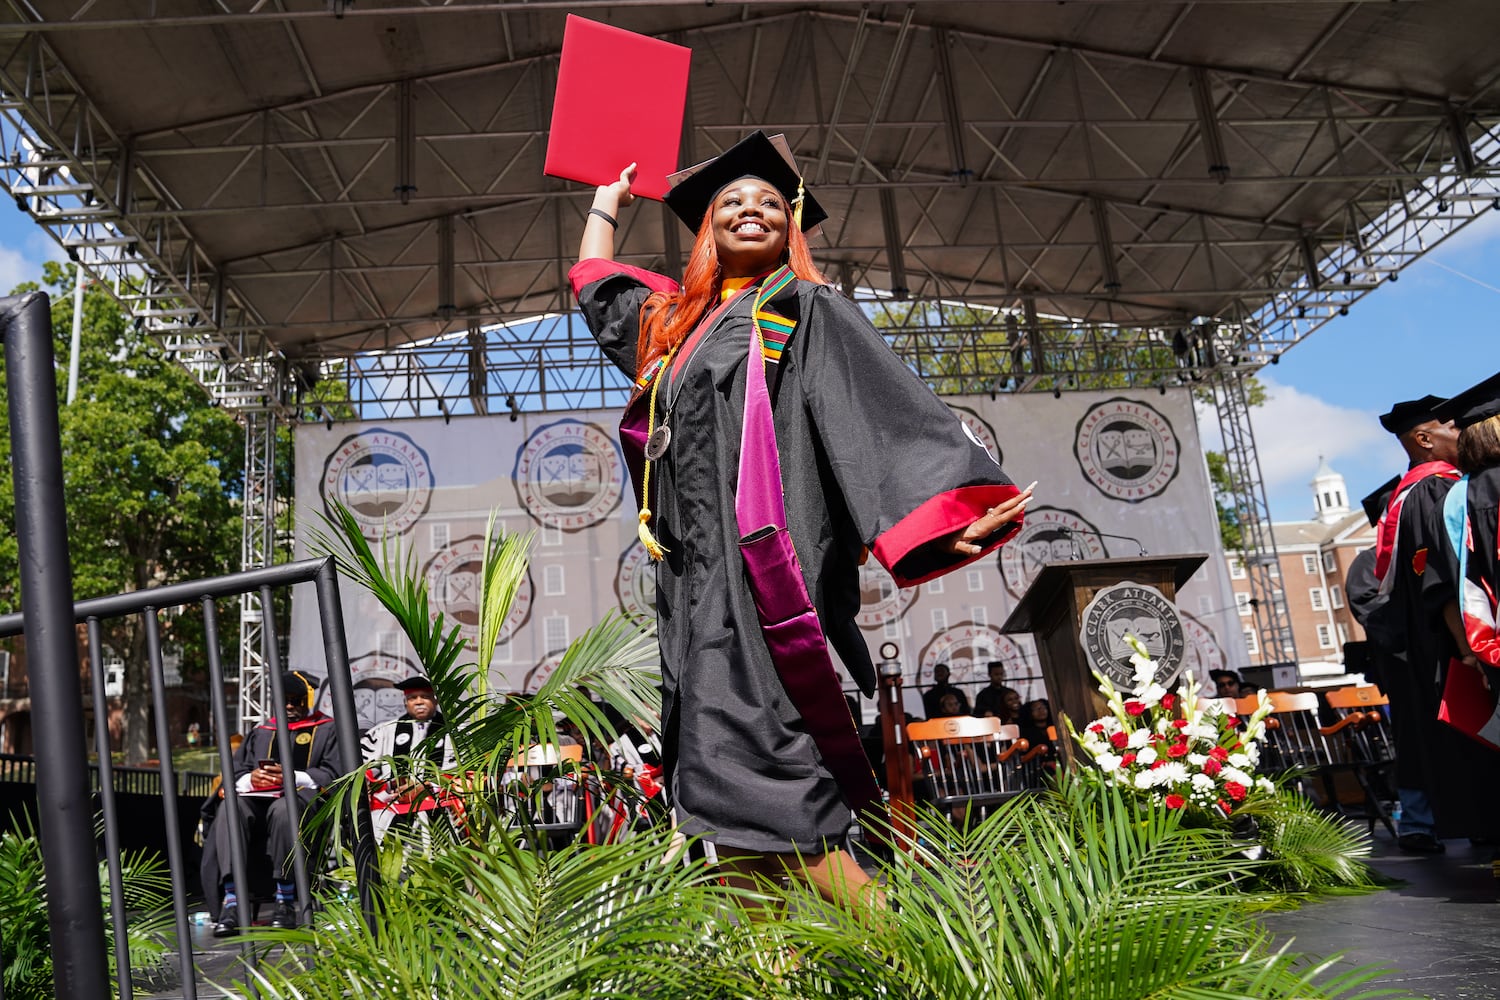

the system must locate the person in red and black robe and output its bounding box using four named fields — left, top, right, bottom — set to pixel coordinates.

left=1395, top=374, right=1500, bottom=866
left=1354, top=396, right=1462, bottom=853
left=573, top=132, right=1030, bottom=906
